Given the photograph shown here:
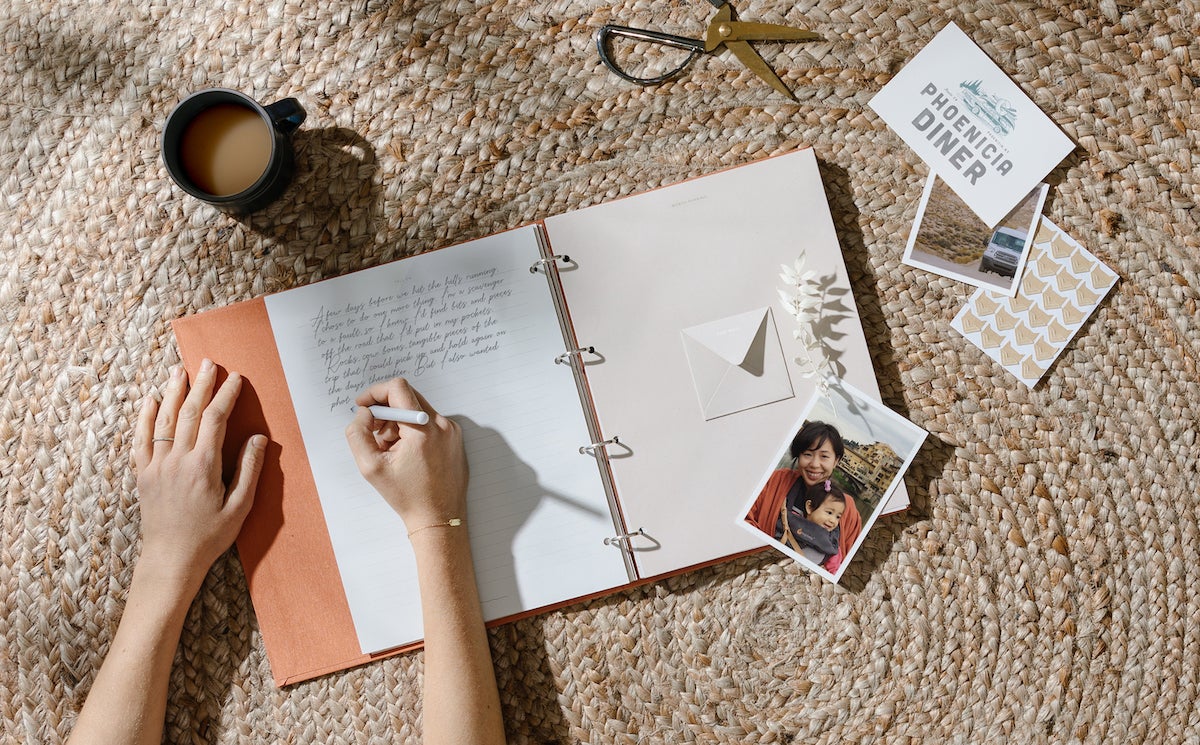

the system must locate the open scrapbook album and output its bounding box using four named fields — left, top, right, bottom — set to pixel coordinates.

left=173, top=147, right=908, bottom=685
